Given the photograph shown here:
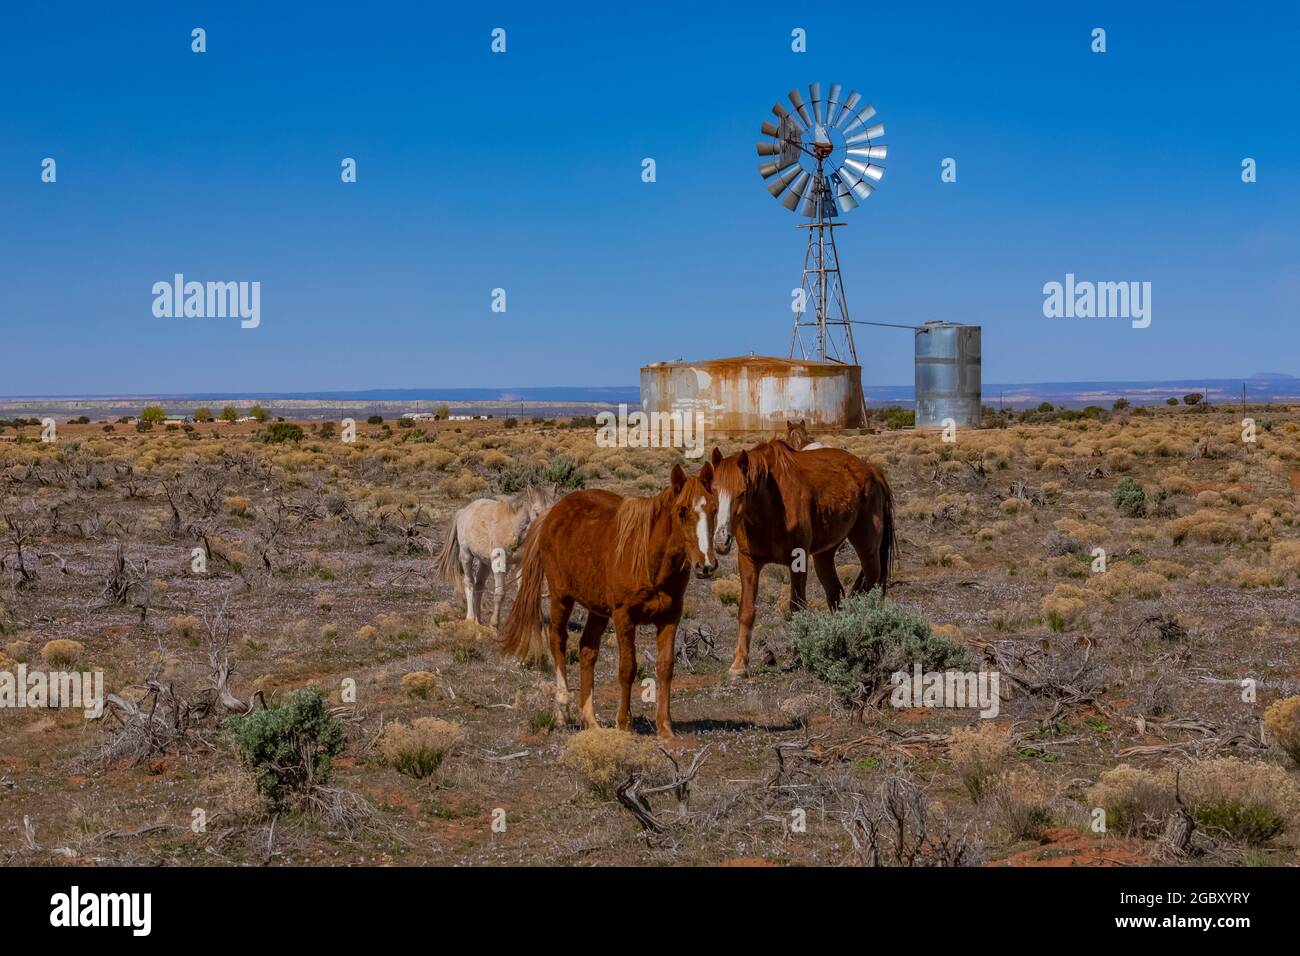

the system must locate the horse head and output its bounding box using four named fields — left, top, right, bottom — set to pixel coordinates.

left=709, top=446, right=752, bottom=555
left=669, top=461, right=718, bottom=578
left=524, top=483, right=559, bottom=523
